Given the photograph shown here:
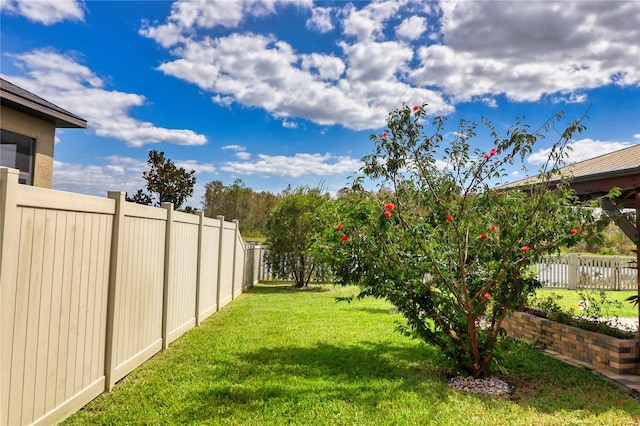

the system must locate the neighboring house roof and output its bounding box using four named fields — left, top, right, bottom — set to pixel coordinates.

left=0, top=77, right=87, bottom=128
left=502, top=144, right=640, bottom=208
